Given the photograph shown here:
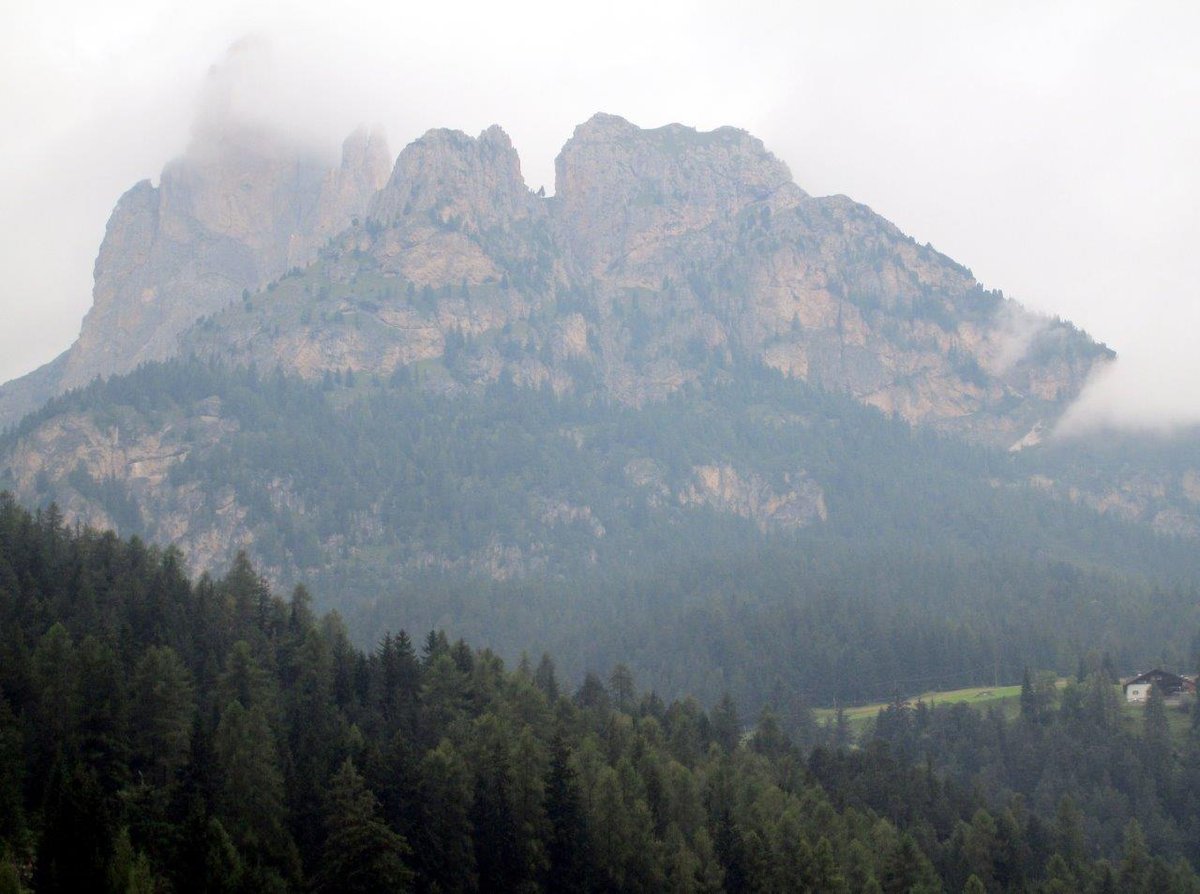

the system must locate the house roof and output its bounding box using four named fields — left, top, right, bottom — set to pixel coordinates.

left=1124, top=669, right=1188, bottom=688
